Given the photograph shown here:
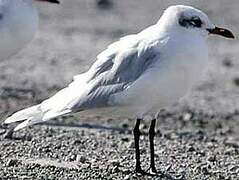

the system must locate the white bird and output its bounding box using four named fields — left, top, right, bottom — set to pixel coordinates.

left=0, top=0, right=59, bottom=61
left=4, top=5, right=234, bottom=174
